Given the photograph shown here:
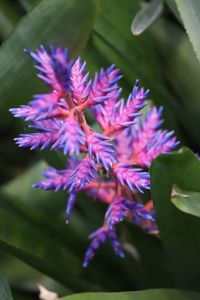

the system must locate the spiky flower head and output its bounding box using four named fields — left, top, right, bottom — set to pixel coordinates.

left=10, top=46, right=179, bottom=267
